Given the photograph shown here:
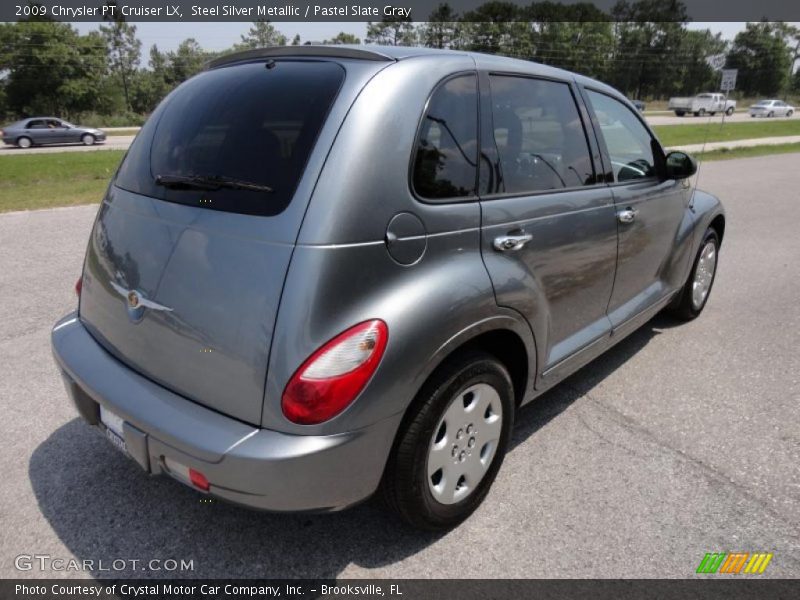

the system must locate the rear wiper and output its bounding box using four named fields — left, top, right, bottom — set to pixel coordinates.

left=155, top=174, right=273, bottom=193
